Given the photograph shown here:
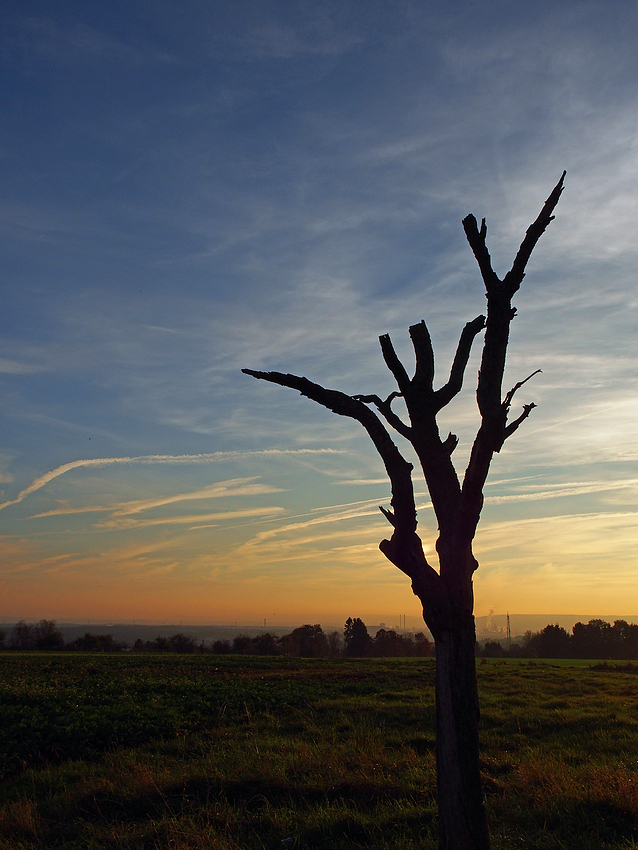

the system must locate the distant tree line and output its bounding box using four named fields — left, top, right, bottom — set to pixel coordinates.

left=481, top=619, right=638, bottom=660
left=3, top=620, right=128, bottom=651
left=210, top=619, right=433, bottom=658
left=1, top=617, right=433, bottom=657
left=7, top=617, right=638, bottom=660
